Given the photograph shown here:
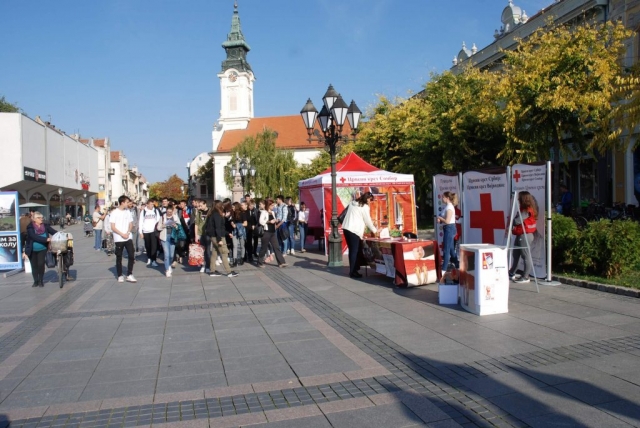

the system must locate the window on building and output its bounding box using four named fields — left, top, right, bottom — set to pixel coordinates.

left=200, top=184, right=208, bottom=196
